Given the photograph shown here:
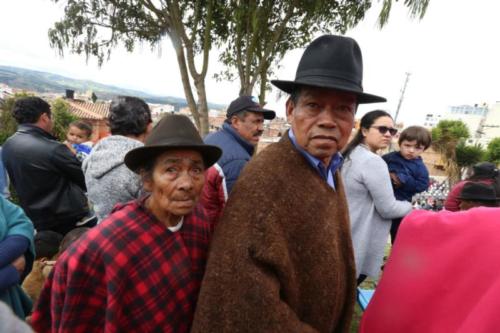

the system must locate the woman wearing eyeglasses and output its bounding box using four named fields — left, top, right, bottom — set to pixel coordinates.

left=341, top=110, right=412, bottom=285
